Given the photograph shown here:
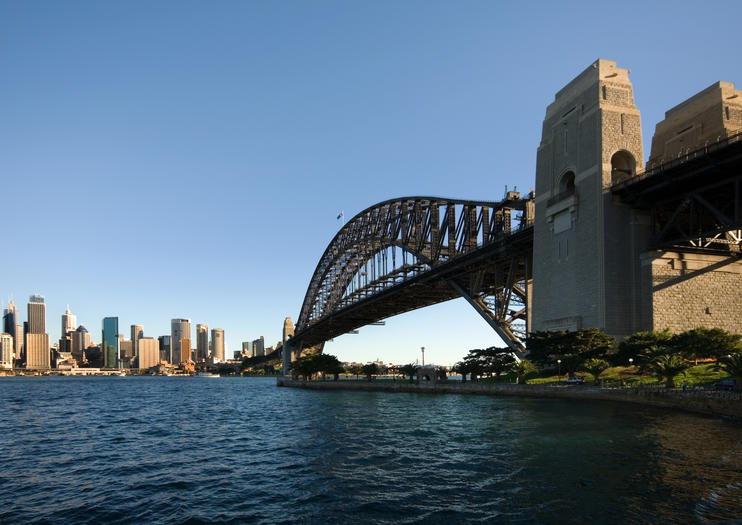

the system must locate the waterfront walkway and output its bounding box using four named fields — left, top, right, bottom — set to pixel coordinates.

left=277, top=378, right=742, bottom=422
